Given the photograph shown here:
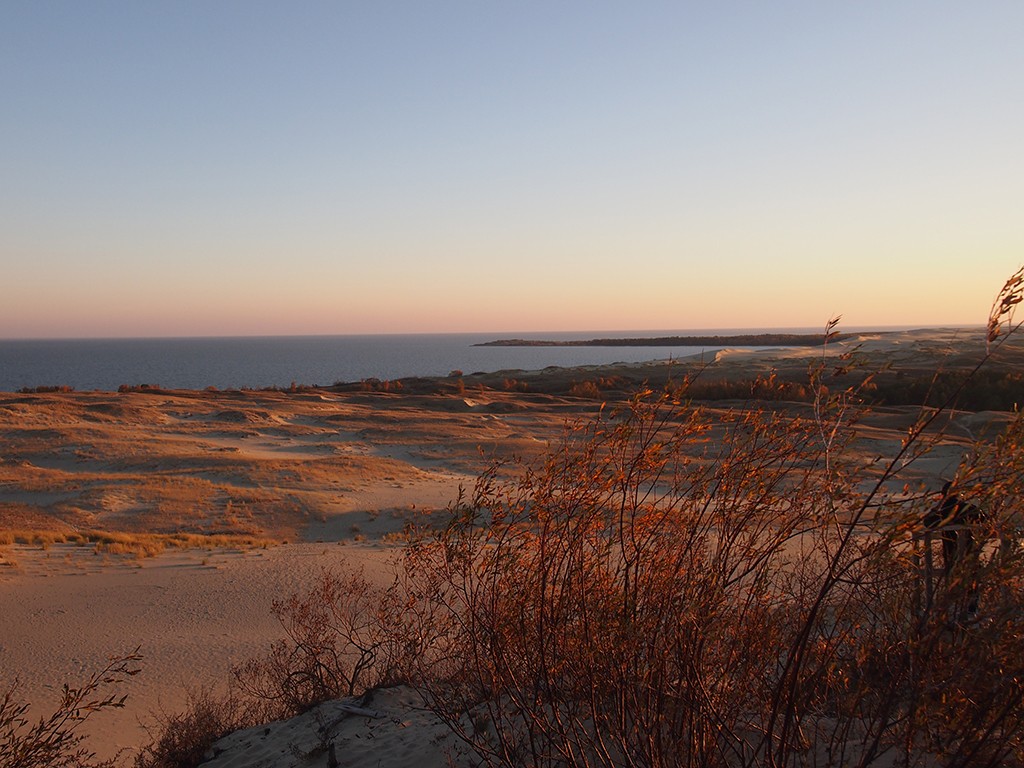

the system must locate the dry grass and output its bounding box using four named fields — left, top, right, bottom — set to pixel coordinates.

left=0, top=530, right=73, bottom=548
left=0, top=548, right=17, bottom=569
left=0, top=386, right=541, bottom=541
left=0, top=530, right=275, bottom=558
